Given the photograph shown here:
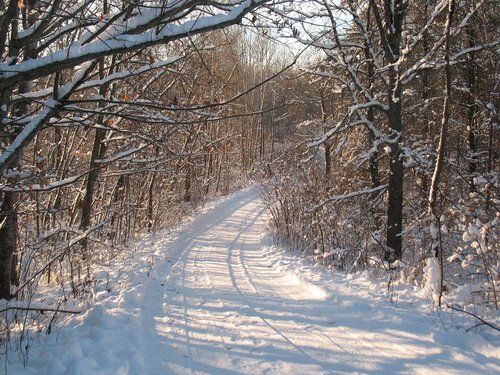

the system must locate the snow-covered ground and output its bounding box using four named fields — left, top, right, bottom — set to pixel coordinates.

left=6, top=188, right=499, bottom=374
